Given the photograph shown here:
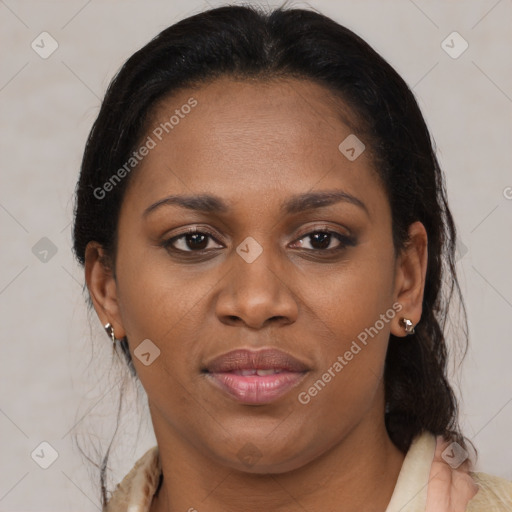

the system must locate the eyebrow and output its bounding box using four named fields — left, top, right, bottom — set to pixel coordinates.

left=142, top=190, right=369, bottom=218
